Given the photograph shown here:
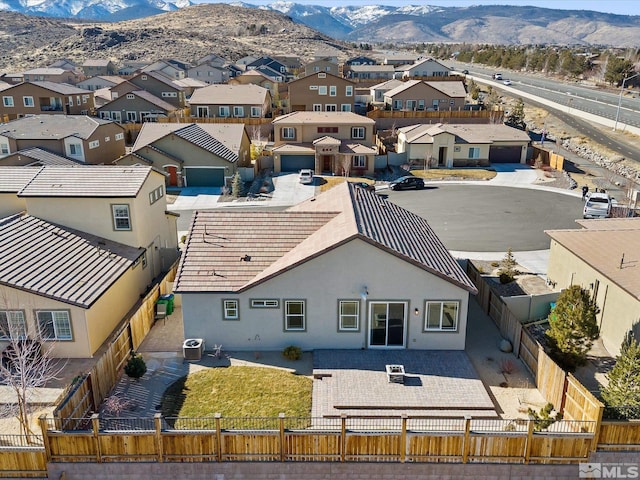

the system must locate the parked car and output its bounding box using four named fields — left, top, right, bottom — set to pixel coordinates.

left=389, top=176, right=425, bottom=191
left=299, top=169, right=314, bottom=185
left=350, top=181, right=375, bottom=192
left=461, top=69, right=469, bottom=74
left=503, top=79, right=512, bottom=86
left=583, top=192, right=612, bottom=219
